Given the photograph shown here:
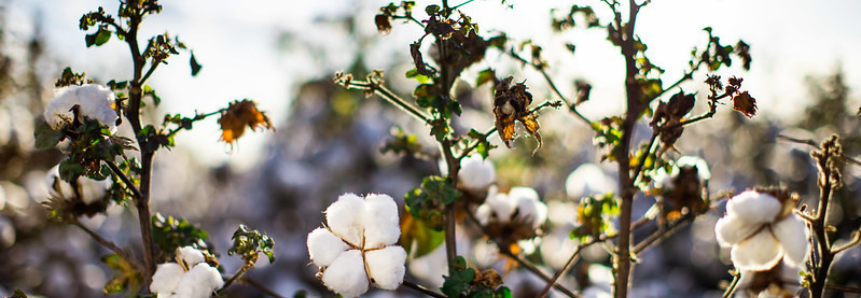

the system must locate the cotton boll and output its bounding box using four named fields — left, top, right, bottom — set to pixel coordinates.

left=566, top=164, right=616, bottom=199
left=484, top=190, right=514, bottom=223
left=189, top=263, right=224, bottom=292
left=365, top=246, right=407, bottom=290
left=362, top=194, right=401, bottom=248
left=772, top=213, right=809, bottom=267
left=322, top=250, right=369, bottom=298
left=677, top=156, right=711, bottom=181
left=727, top=191, right=782, bottom=224
left=307, top=228, right=351, bottom=267
left=44, top=87, right=79, bottom=130
left=179, top=246, right=205, bottom=266
left=326, top=193, right=366, bottom=246
left=459, top=155, right=496, bottom=192
left=731, top=231, right=782, bottom=270
left=714, top=215, right=761, bottom=246
left=475, top=203, right=493, bottom=226
left=74, top=85, right=118, bottom=132
left=150, top=263, right=184, bottom=295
